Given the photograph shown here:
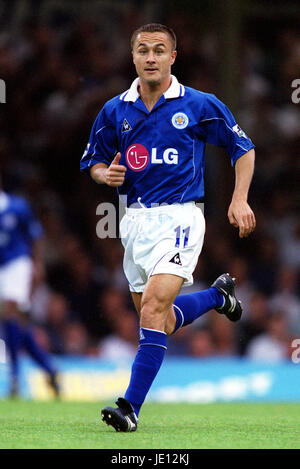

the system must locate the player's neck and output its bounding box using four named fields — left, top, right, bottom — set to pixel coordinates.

left=138, top=75, right=172, bottom=112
